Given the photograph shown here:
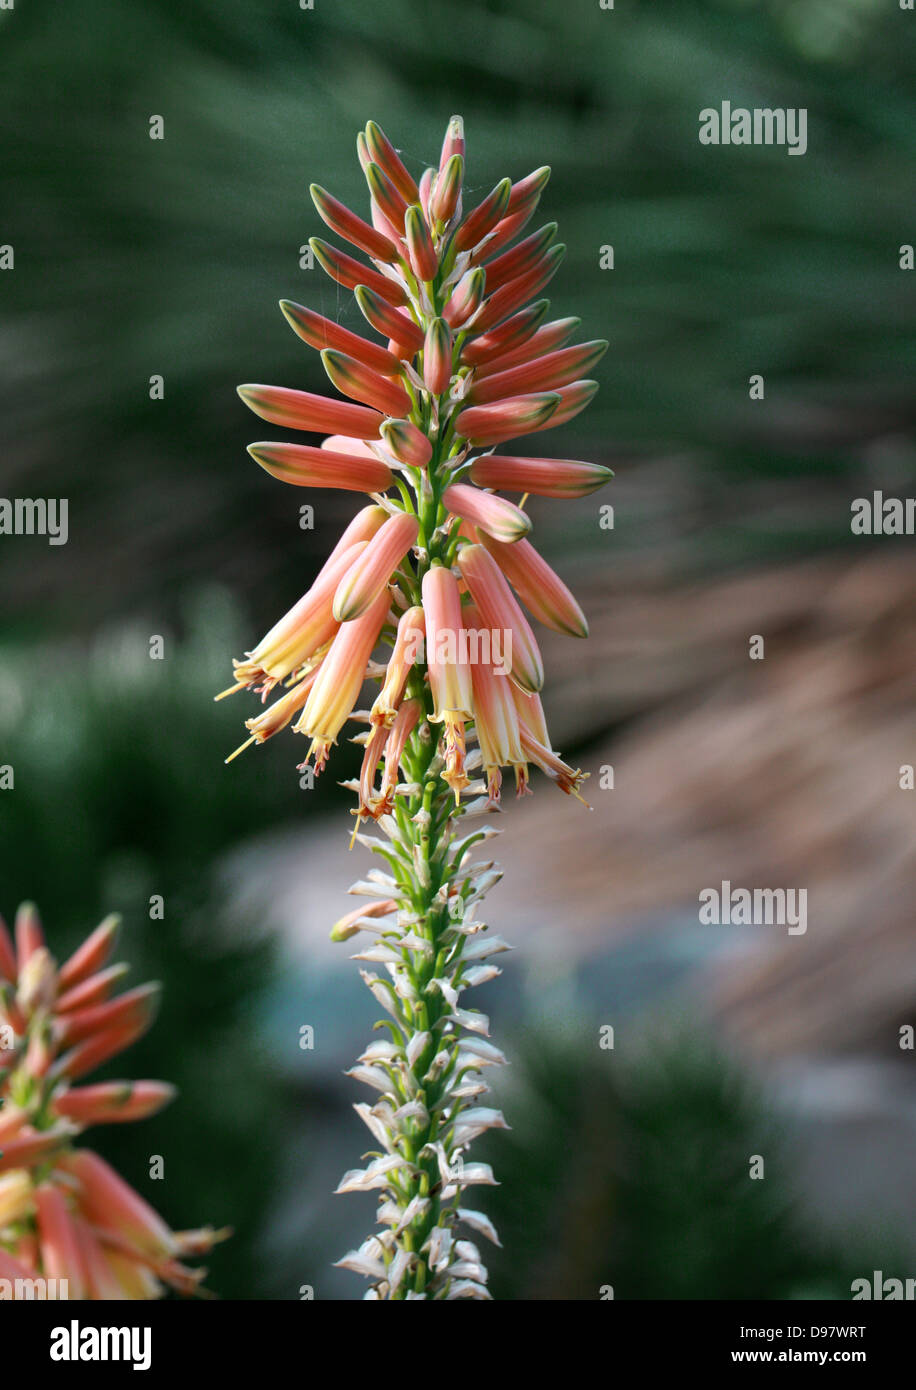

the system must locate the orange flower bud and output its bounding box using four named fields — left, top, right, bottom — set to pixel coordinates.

left=238, top=383, right=384, bottom=439
left=469, top=454, right=612, bottom=499
left=310, top=184, right=399, bottom=263
left=311, top=237, right=408, bottom=306
left=423, top=317, right=453, bottom=396
left=477, top=533, right=588, bottom=636
left=321, top=349, right=412, bottom=416
left=247, top=442, right=392, bottom=493
left=279, top=299, right=401, bottom=377
left=443, top=483, right=531, bottom=543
